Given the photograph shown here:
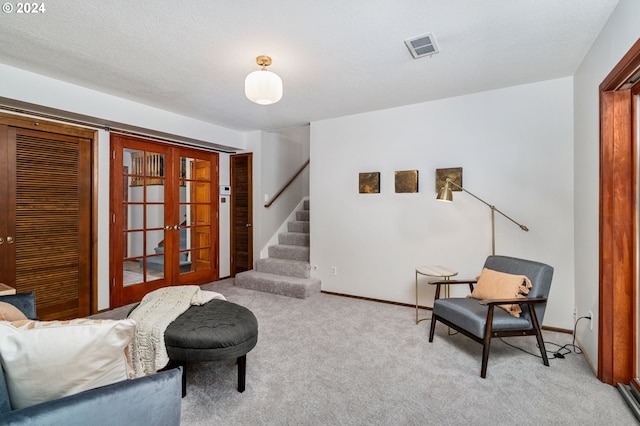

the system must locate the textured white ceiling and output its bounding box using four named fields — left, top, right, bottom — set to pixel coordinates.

left=0, top=0, right=619, bottom=132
